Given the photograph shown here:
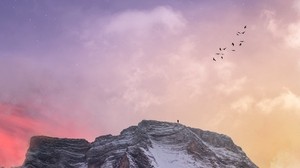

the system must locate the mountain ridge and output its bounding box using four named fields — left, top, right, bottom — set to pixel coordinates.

left=22, top=120, right=258, bottom=168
